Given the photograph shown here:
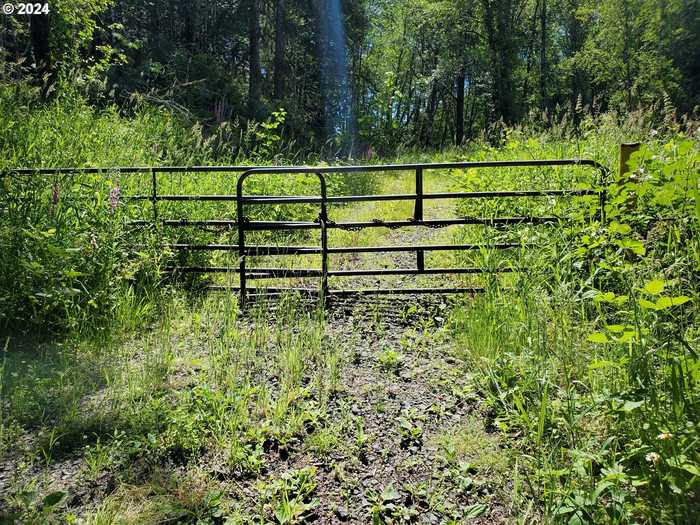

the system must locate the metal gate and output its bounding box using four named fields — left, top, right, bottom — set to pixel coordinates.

left=6, top=160, right=608, bottom=306
left=142, top=160, right=607, bottom=305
